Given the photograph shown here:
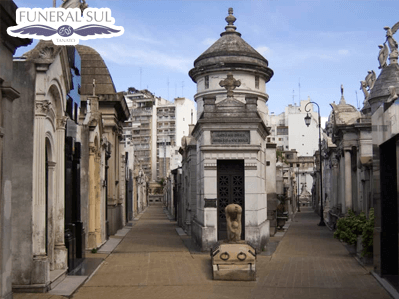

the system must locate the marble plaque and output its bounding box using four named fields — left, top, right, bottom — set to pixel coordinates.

left=211, top=131, right=250, bottom=144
